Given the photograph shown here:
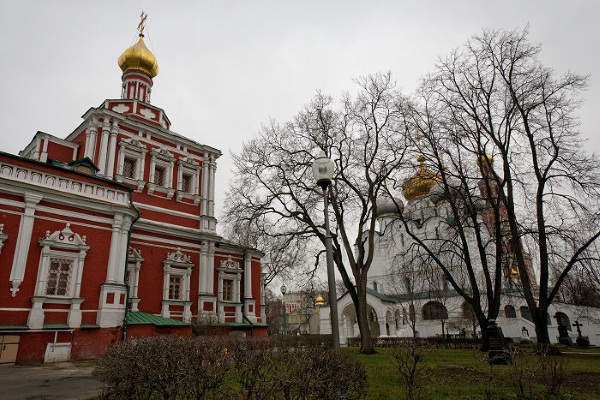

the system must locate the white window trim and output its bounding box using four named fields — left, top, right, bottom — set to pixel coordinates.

left=176, top=157, right=201, bottom=205
left=116, top=138, right=148, bottom=192
left=148, top=148, right=176, bottom=199
left=217, top=257, right=242, bottom=304
left=34, top=224, right=89, bottom=300
left=161, top=248, right=193, bottom=322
